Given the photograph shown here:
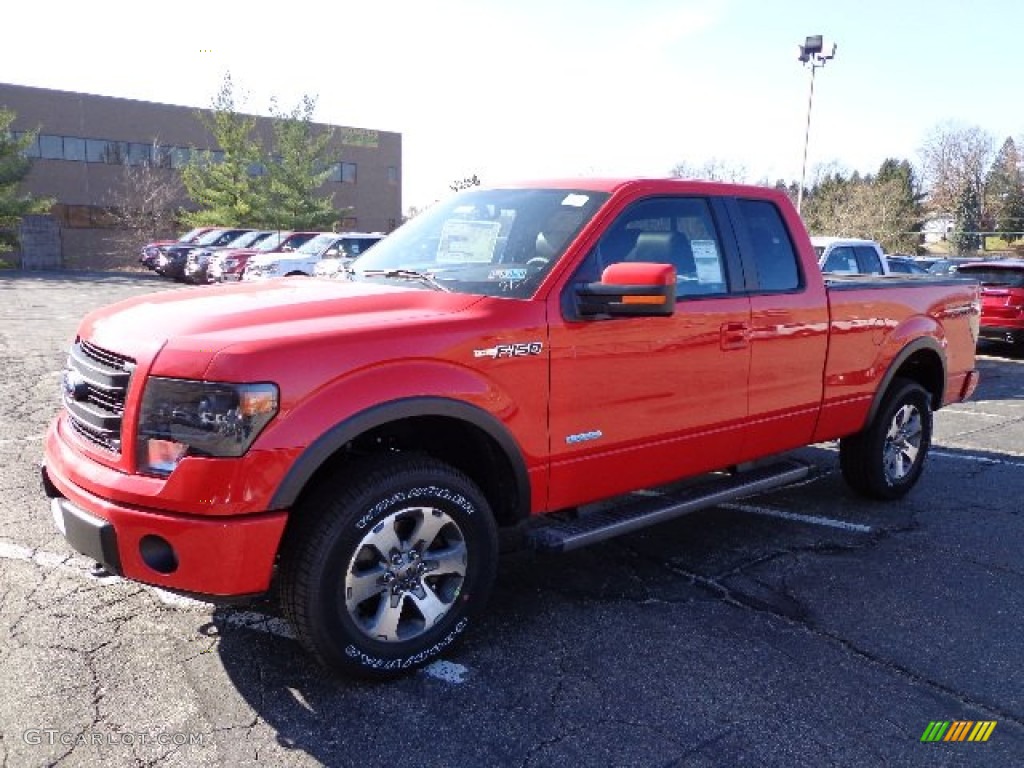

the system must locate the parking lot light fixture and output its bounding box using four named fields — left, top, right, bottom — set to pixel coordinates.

left=796, top=35, right=837, bottom=214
